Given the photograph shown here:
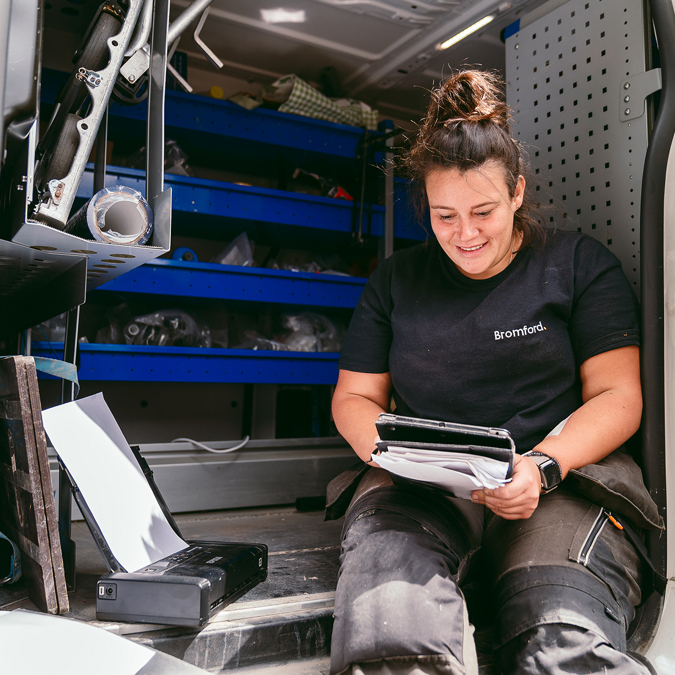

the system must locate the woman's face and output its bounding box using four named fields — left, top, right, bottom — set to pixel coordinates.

left=426, top=163, right=525, bottom=280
